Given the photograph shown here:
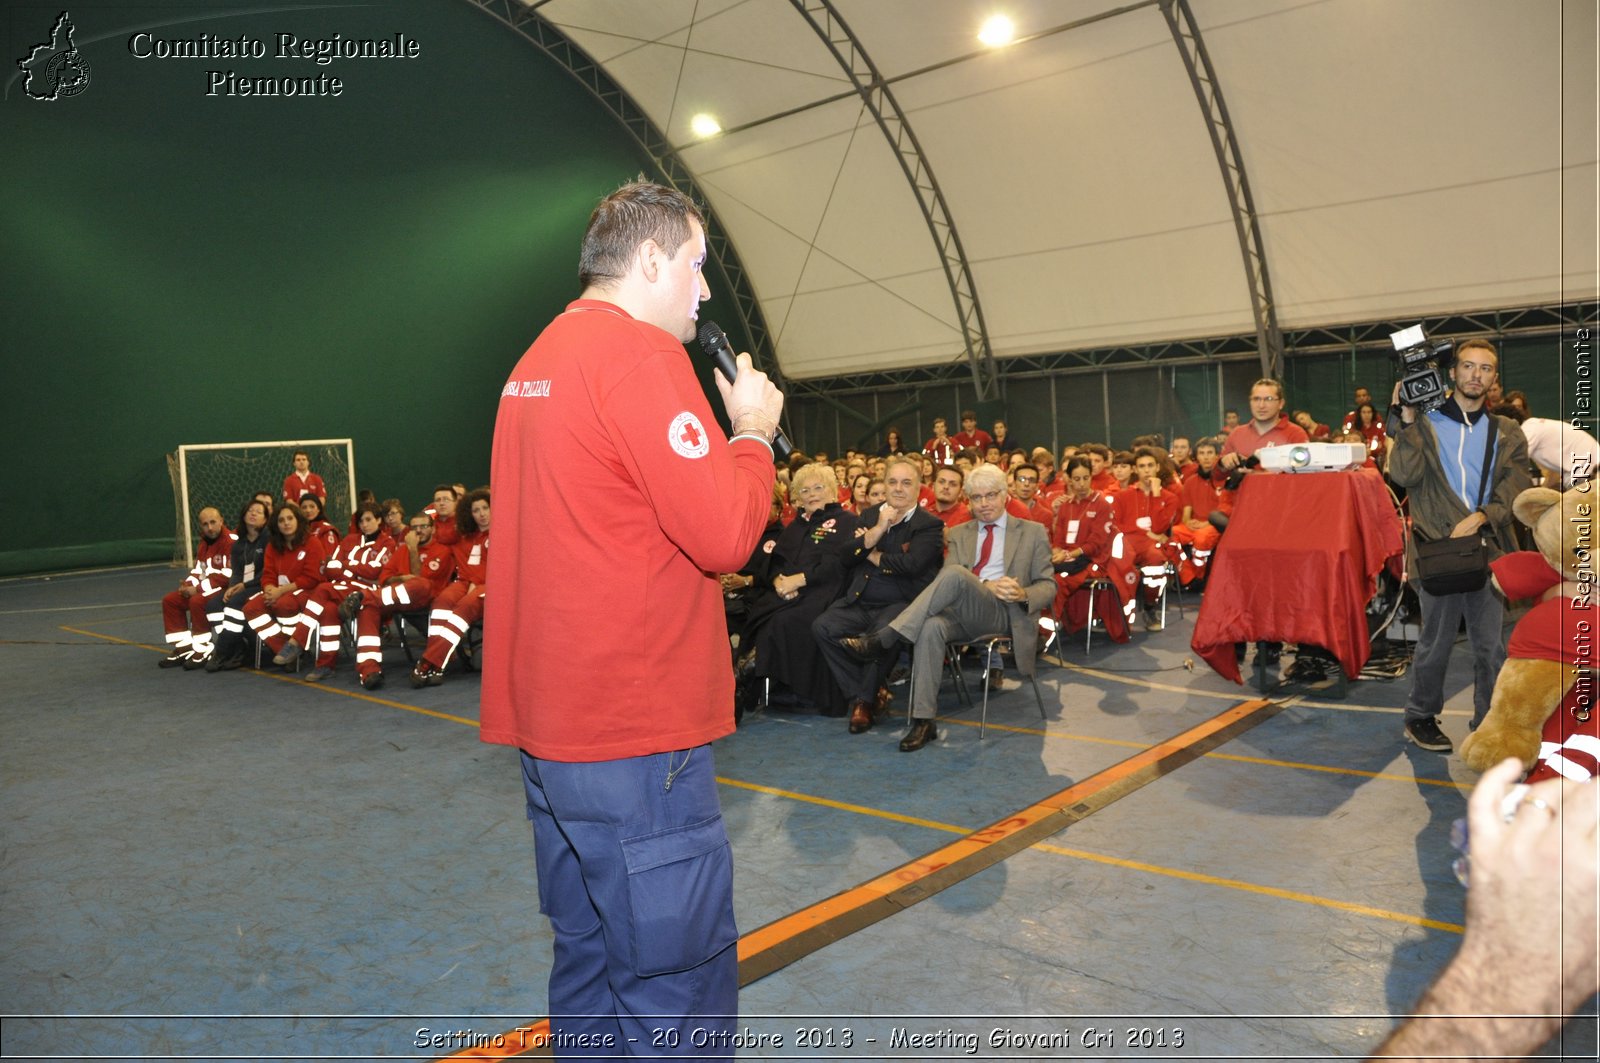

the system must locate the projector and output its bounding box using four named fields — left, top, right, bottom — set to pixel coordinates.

left=1254, top=442, right=1367, bottom=473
